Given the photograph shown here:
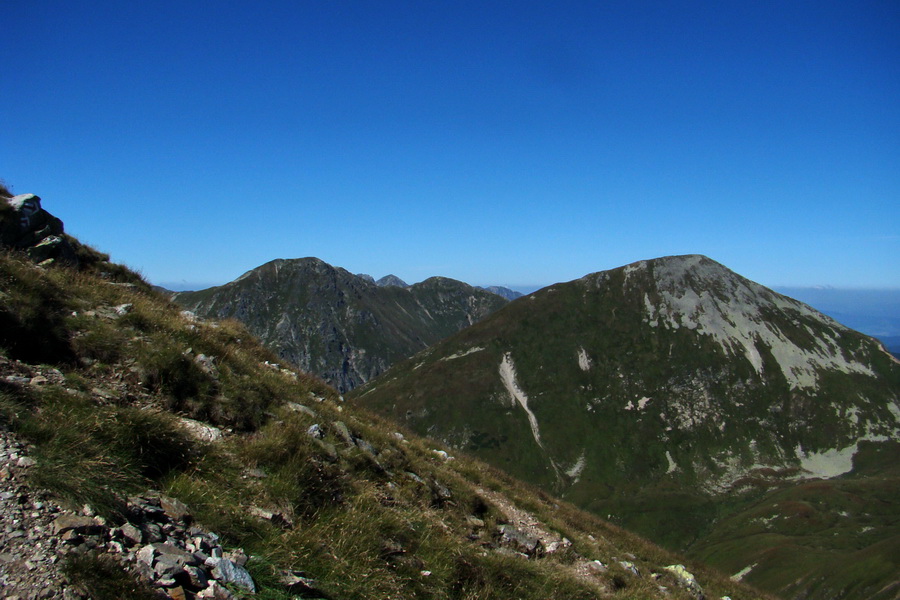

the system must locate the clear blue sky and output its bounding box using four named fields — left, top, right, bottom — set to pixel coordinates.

left=3, top=1, right=898, bottom=291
